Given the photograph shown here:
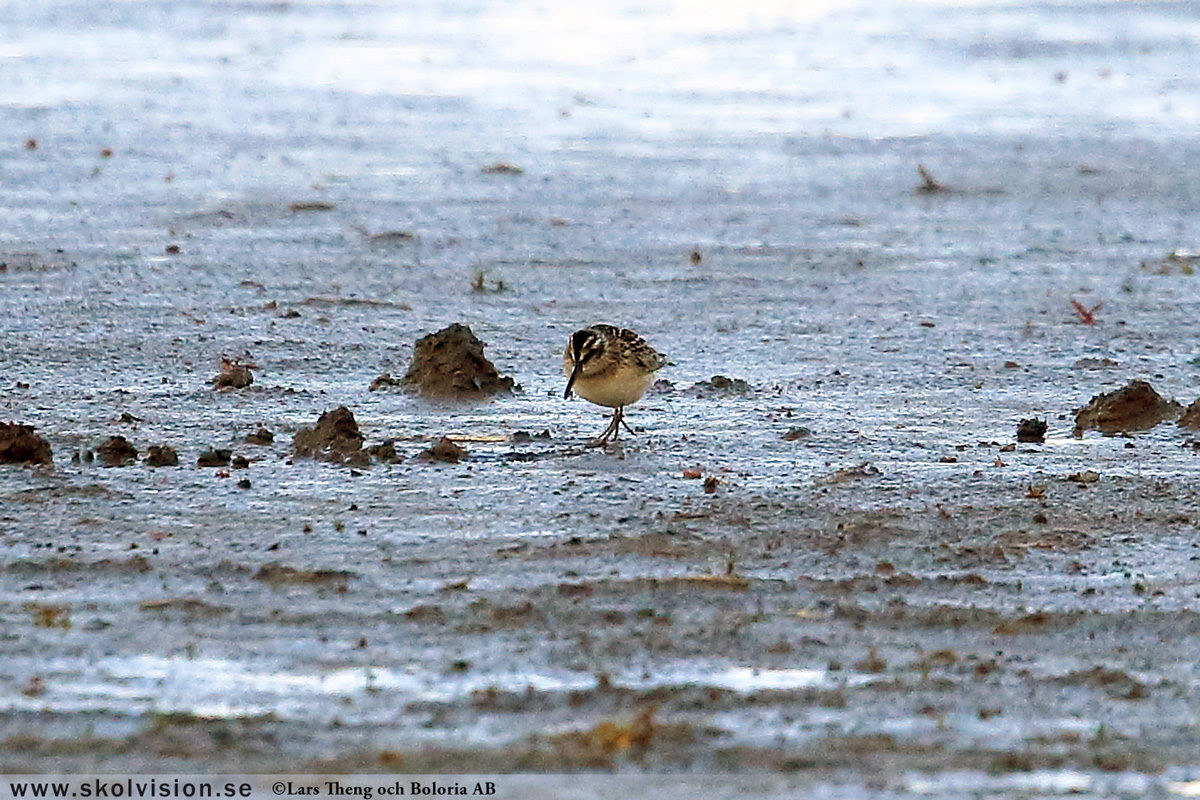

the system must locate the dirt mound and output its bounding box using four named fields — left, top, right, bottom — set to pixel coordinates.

left=1179, top=398, right=1200, bottom=430
left=96, top=436, right=137, bottom=466
left=143, top=445, right=179, bottom=467
left=293, top=406, right=368, bottom=466
left=1073, top=379, right=1182, bottom=436
left=403, top=324, right=515, bottom=399
left=418, top=437, right=467, bottom=463
left=197, top=449, right=231, bottom=467
left=245, top=427, right=274, bottom=445
left=1016, top=418, right=1047, bottom=443
left=211, top=359, right=253, bottom=389
left=0, top=422, right=52, bottom=466
left=366, top=441, right=402, bottom=463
